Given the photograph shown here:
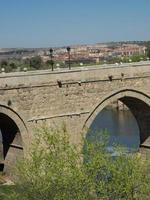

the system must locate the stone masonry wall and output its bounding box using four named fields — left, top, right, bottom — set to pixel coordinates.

left=0, top=63, right=149, bottom=148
